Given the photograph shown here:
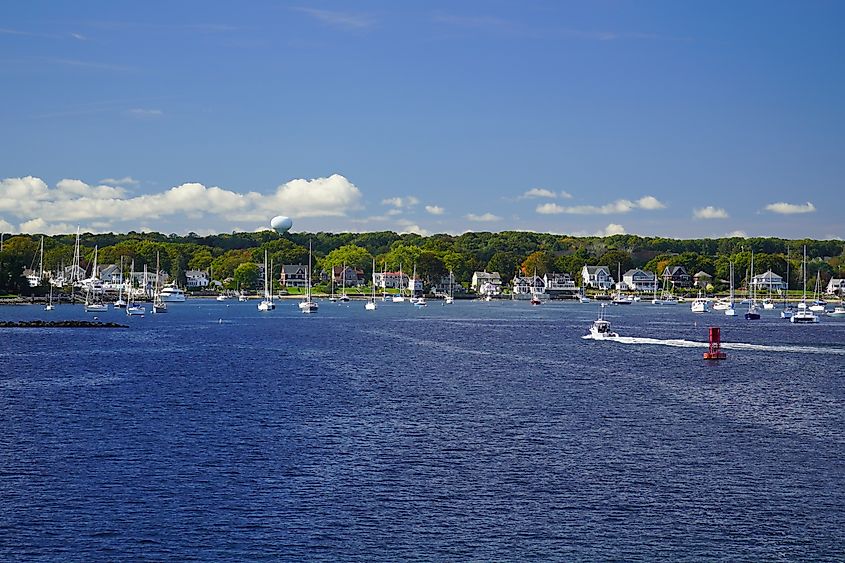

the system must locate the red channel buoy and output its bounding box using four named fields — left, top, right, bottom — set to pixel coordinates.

left=703, top=326, right=727, bottom=360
